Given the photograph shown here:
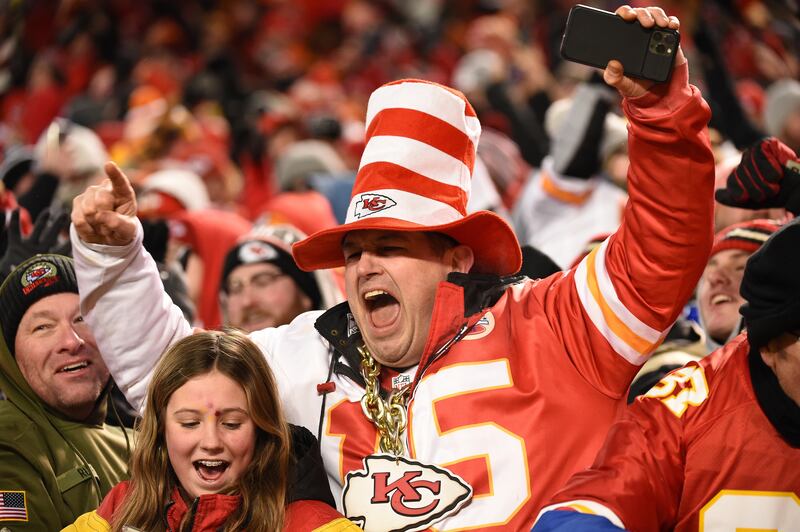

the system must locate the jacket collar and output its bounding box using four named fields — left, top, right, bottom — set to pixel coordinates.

left=166, top=486, right=241, bottom=530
